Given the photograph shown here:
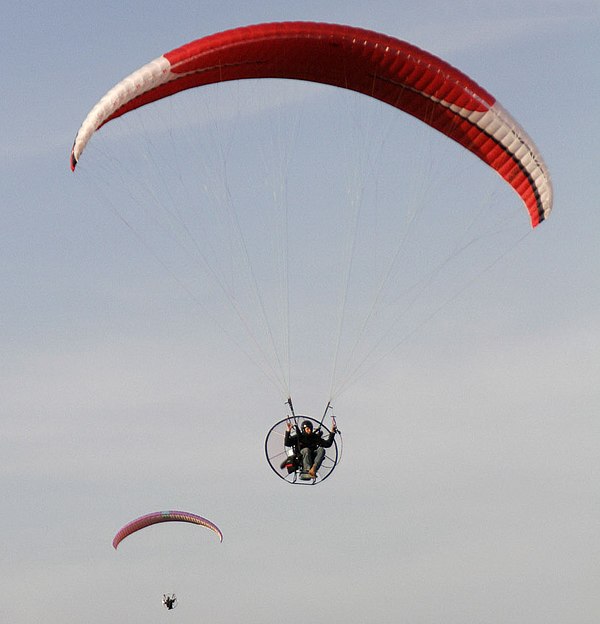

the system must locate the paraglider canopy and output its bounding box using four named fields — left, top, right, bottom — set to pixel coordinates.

left=70, top=21, right=552, bottom=227
left=112, top=510, right=223, bottom=549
